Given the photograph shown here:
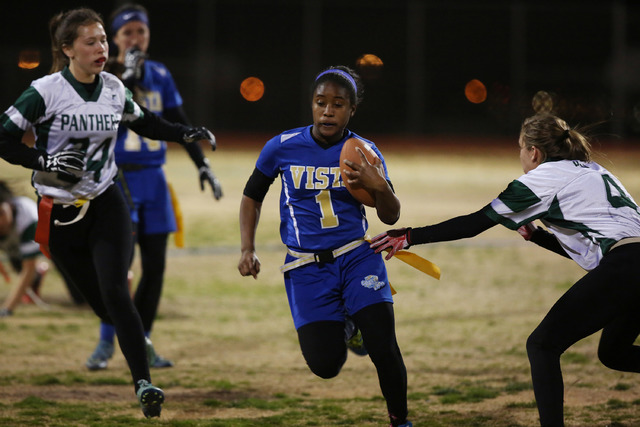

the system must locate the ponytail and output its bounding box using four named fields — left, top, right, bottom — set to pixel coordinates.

left=520, top=114, right=591, bottom=162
